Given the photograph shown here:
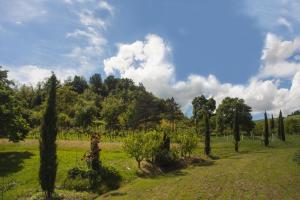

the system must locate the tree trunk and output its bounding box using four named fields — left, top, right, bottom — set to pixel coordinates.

left=235, top=141, right=239, bottom=152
